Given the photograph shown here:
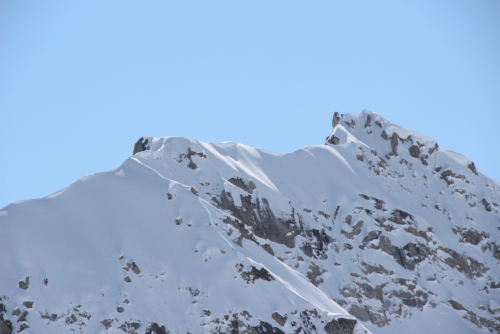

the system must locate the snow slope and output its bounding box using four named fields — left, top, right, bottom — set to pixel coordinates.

left=1, top=110, right=499, bottom=334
